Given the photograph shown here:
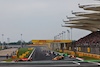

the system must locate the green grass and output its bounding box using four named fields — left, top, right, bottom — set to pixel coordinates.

left=4, top=58, right=19, bottom=61
left=25, top=50, right=33, bottom=58
left=4, top=58, right=17, bottom=61
left=66, top=53, right=70, bottom=55
left=17, top=48, right=28, bottom=57
left=18, top=48, right=33, bottom=58
left=78, top=56, right=100, bottom=60
left=4, top=59, right=13, bottom=61
left=0, top=48, right=2, bottom=50
left=4, top=48, right=34, bottom=61
left=56, top=50, right=64, bottom=53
